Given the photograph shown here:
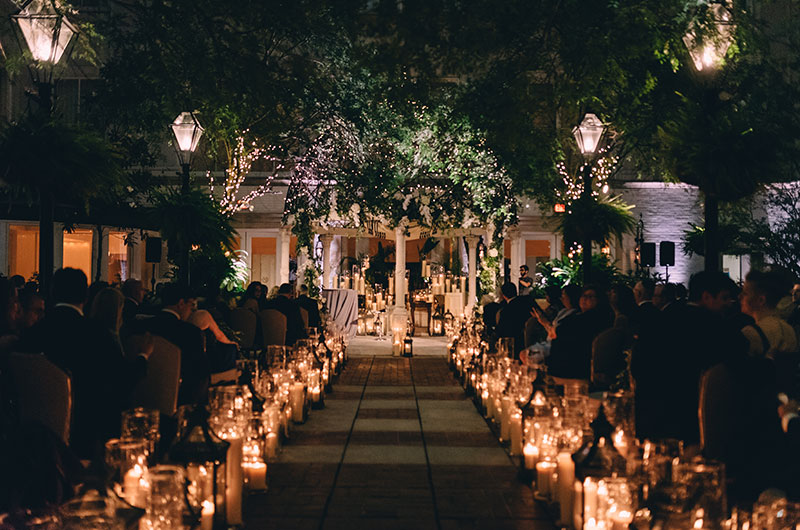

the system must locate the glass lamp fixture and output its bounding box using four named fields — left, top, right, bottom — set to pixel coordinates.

left=683, top=1, right=734, bottom=72
left=170, top=111, right=204, bottom=165
left=572, top=113, right=606, bottom=156
left=12, top=0, right=77, bottom=65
